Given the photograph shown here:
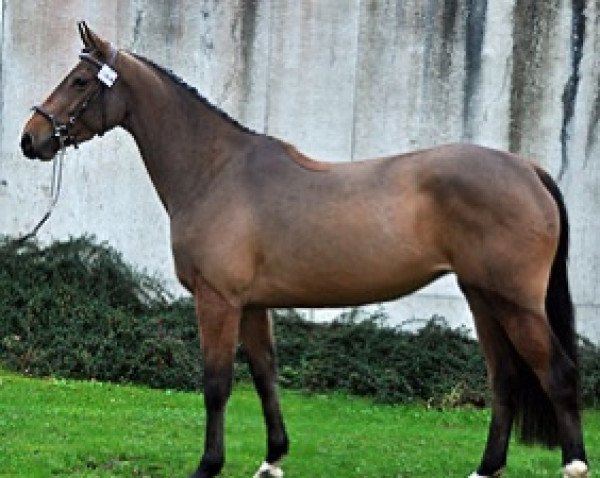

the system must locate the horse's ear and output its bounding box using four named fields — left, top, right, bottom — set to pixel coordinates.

left=77, top=21, right=110, bottom=56
left=78, top=21, right=95, bottom=49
